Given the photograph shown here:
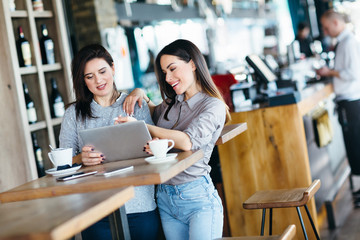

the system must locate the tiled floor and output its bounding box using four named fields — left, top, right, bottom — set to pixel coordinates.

left=320, top=176, right=360, bottom=240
